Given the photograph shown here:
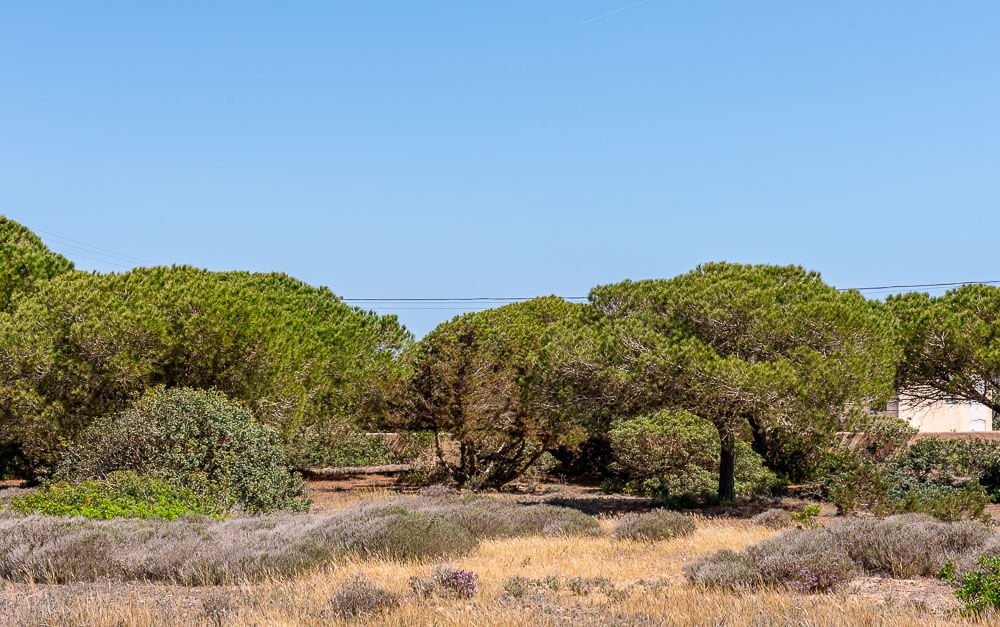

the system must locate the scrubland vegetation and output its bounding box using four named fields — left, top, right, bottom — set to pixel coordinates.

left=6, top=214, right=1000, bottom=624
left=1, top=490, right=998, bottom=625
